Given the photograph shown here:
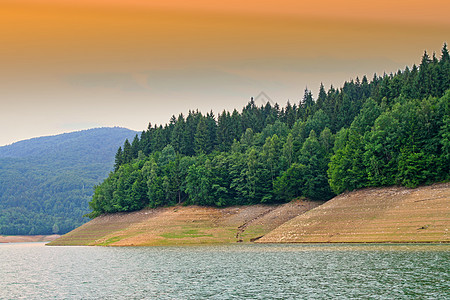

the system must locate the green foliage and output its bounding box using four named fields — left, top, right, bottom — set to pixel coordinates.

left=0, top=127, right=138, bottom=235
left=87, top=44, right=450, bottom=217
left=298, top=130, right=334, bottom=200
left=328, top=129, right=367, bottom=194
left=328, top=90, right=449, bottom=193
left=274, top=163, right=307, bottom=202
left=397, top=148, right=435, bottom=188
left=185, top=162, right=213, bottom=205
